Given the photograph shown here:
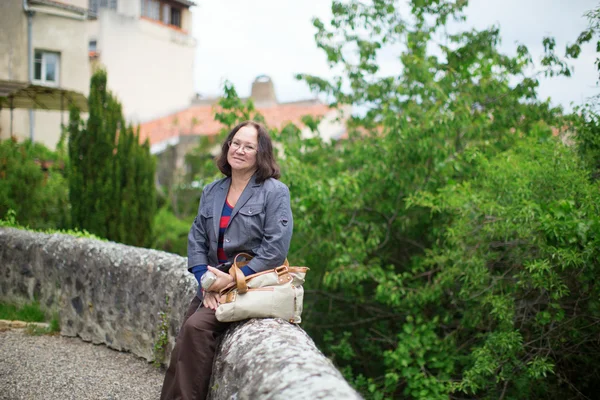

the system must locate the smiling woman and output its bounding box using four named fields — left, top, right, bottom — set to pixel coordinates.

left=160, top=120, right=293, bottom=400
